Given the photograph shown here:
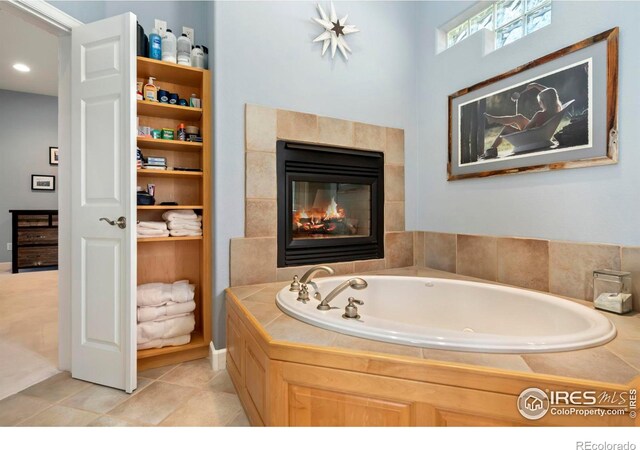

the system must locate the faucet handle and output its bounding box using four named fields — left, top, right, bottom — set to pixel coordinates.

left=297, top=284, right=309, bottom=303
left=289, top=275, right=301, bottom=292
left=343, top=297, right=363, bottom=319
